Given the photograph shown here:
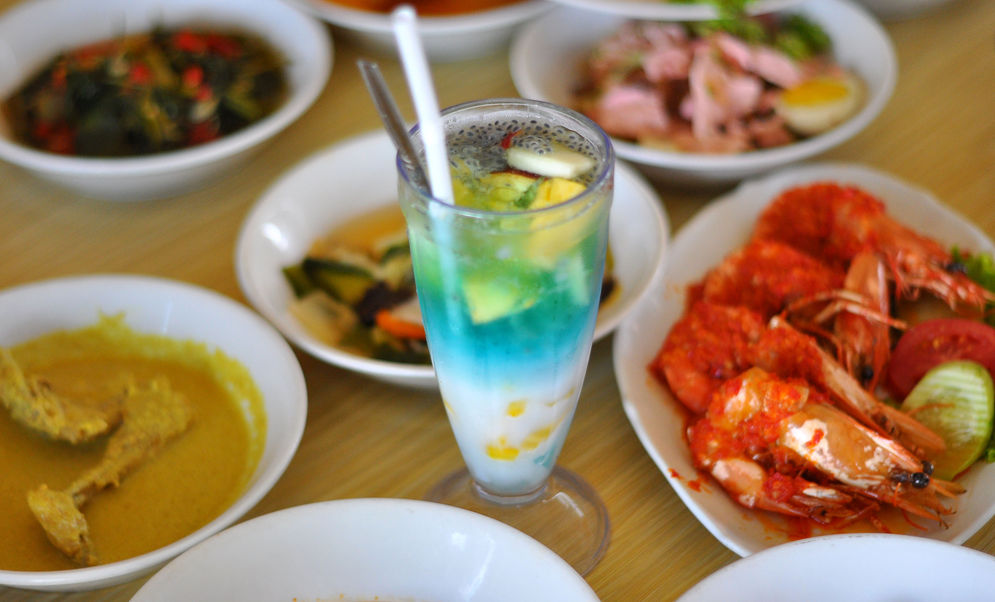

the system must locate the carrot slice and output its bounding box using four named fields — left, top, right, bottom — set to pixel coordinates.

left=375, top=309, right=426, bottom=340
